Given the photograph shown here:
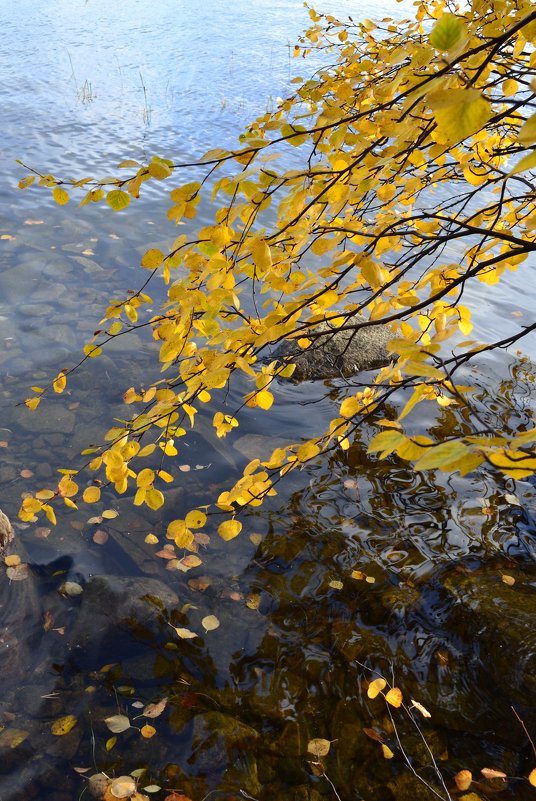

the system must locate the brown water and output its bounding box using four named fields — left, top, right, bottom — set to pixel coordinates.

left=0, top=1, right=535, bottom=800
